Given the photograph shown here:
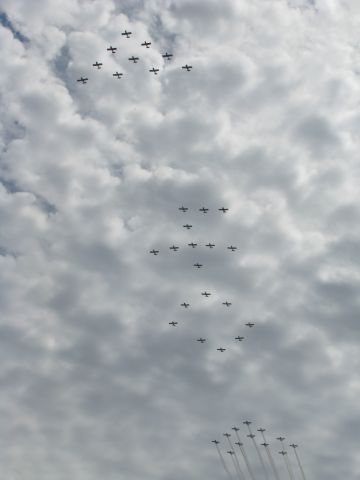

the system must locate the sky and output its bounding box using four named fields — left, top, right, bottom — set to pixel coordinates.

left=1, top=0, right=360, bottom=479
